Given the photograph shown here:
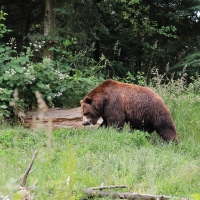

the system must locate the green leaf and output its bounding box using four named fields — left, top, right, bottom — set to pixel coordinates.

left=0, top=47, right=5, bottom=53
left=60, top=87, right=67, bottom=92
left=36, top=82, right=45, bottom=88
left=14, top=67, right=24, bottom=73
